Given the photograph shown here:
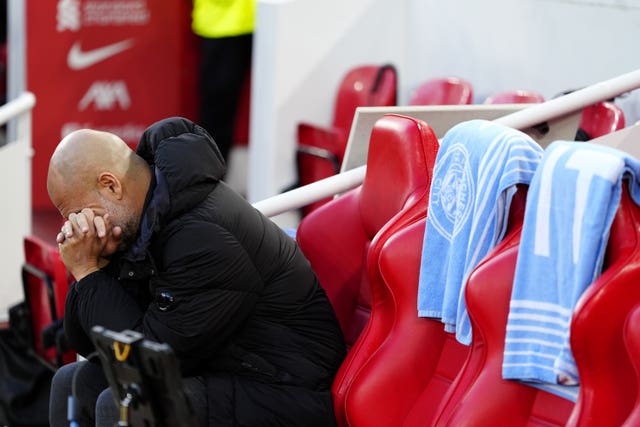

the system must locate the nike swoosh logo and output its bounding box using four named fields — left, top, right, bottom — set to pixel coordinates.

left=67, top=39, right=135, bottom=70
